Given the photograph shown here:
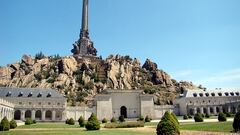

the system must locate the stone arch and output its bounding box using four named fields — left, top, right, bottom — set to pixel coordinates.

left=120, top=106, right=127, bottom=118
left=25, top=110, right=32, bottom=119
left=14, top=110, right=21, bottom=120
left=55, top=110, right=62, bottom=120
left=35, top=110, right=42, bottom=120
left=45, top=110, right=52, bottom=120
